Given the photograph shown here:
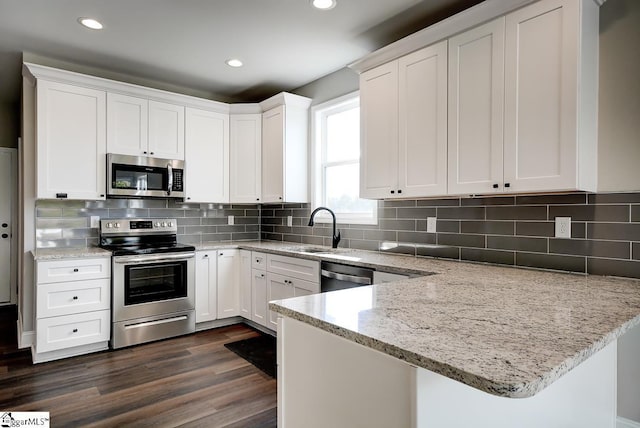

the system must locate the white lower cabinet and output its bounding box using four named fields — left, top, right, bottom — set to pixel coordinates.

left=195, top=251, right=217, bottom=323
left=34, top=257, right=111, bottom=361
left=251, top=268, right=268, bottom=327
left=239, top=250, right=252, bottom=319
left=217, top=249, right=240, bottom=319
